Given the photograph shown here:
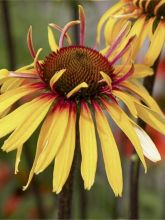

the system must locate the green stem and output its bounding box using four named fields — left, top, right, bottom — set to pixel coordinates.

left=129, top=56, right=160, bottom=219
